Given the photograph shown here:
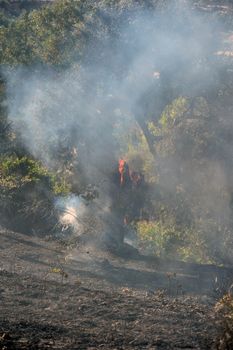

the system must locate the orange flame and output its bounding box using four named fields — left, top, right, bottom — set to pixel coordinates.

left=118, top=159, right=126, bottom=185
